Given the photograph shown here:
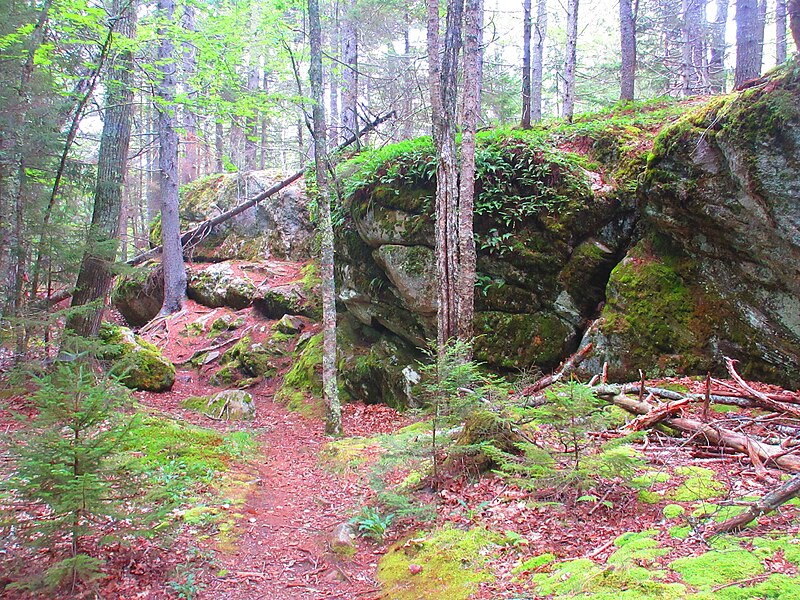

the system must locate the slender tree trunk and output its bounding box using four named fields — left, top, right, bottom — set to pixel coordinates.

left=308, top=0, right=341, bottom=436
left=735, top=0, right=762, bottom=87
left=66, top=1, right=136, bottom=338
left=457, top=0, right=483, bottom=342
left=620, top=0, right=636, bottom=100
left=429, top=0, right=465, bottom=350
left=790, top=0, right=800, bottom=51
left=157, top=0, right=187, bottom=315
left=341, top=14, right=358, bottom=142
left=245, top=59, right=259, bottom=171
left=328, top=2, right=340, bottom=146
left=215, top=120, right=224, bottom=173
left=521, top=0, right=532, bottom=127
left=180, top=3, right=198, bottom=185
left=563, top=0, right=579, bottom=120
left=777, top=0, right=788, bottom=63
left=532, top=0, right=547, bottom=121
left=755, top=0, right=767, bottom=68
left=709, top=0, right=729, bottom=92
left=402, top=17, right=414, bottom=139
